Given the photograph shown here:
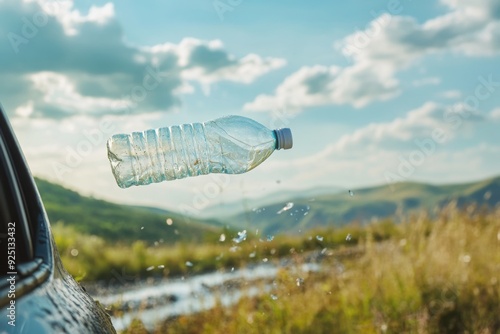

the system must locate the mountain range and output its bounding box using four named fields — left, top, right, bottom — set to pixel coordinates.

left=35, top=175, right=500, bottom=242
left=222, top=176, right=500, bottom=235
